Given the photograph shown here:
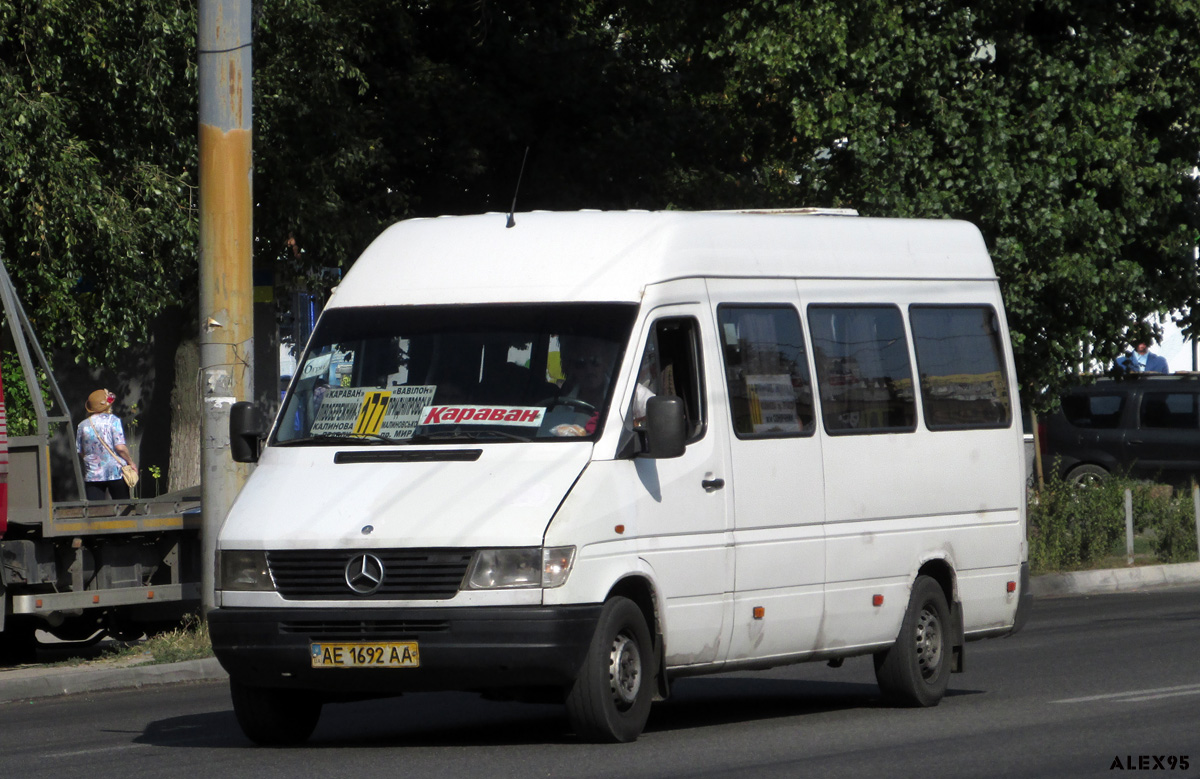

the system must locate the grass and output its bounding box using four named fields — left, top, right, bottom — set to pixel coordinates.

left=112, top=614, right=213, bottom=665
